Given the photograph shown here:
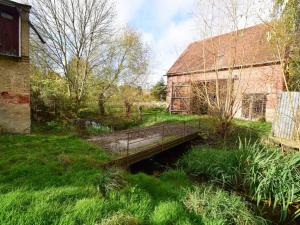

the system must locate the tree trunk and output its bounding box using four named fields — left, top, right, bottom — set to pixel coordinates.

left=73, top=95, right=81, bottom=116
left=98, top=93, right=106, bottom=116
left=124, top=100, right=132, bottom=117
